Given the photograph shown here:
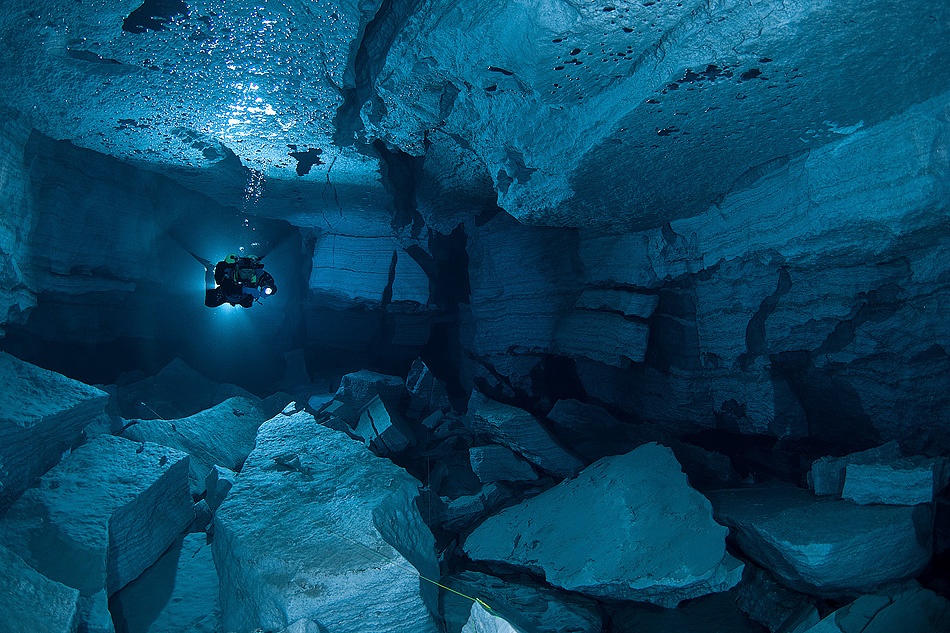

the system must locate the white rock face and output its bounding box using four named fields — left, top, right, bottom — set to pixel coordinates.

left=462, top=603, right=520, bottom=633
left=121, top=396, right=271, bottom=493
left=467, top=391, right=584, bottom=478
left=0, top=352, right=108, bottom=511
left=213, top=410, right=439, bottom=633
left=463, top=443, right=743, bottom=607
left=800, top=582, right=950, bottom=633
left=708, top=484, right=932, bottom=595
left=0, top=544, right=80, bottom=633
left=0, top=435, right=195, bottom=597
